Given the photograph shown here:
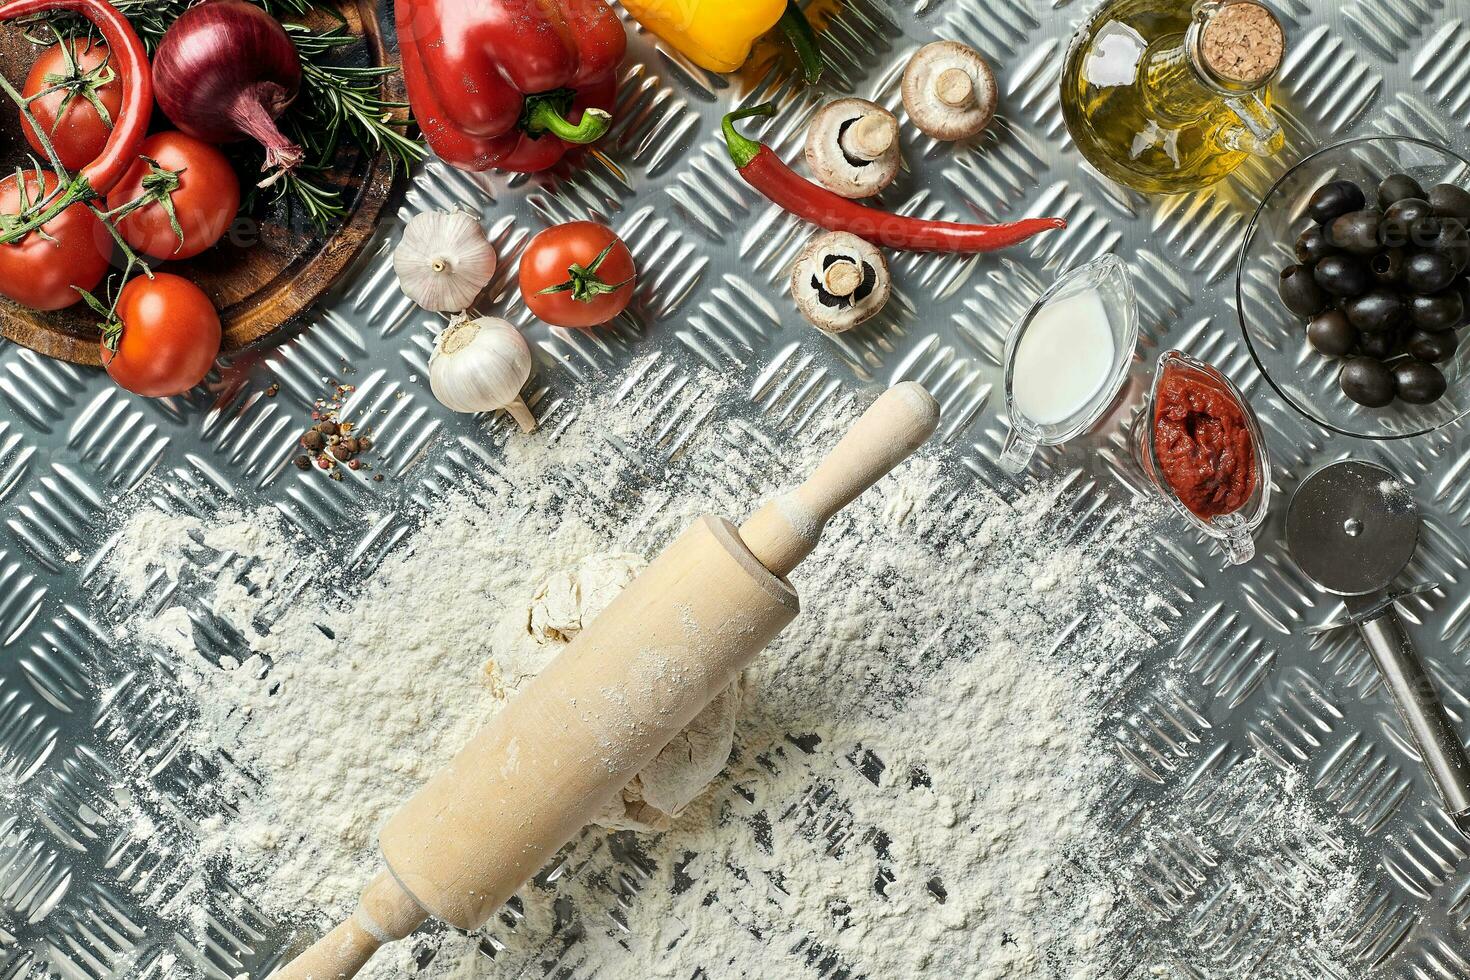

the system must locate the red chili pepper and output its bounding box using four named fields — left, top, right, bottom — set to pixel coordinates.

left=0, top=0, right=152, bottom=195
left=396, top=0, right=626, bottom=174
left=722, top=104, right=1066, bottom=253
